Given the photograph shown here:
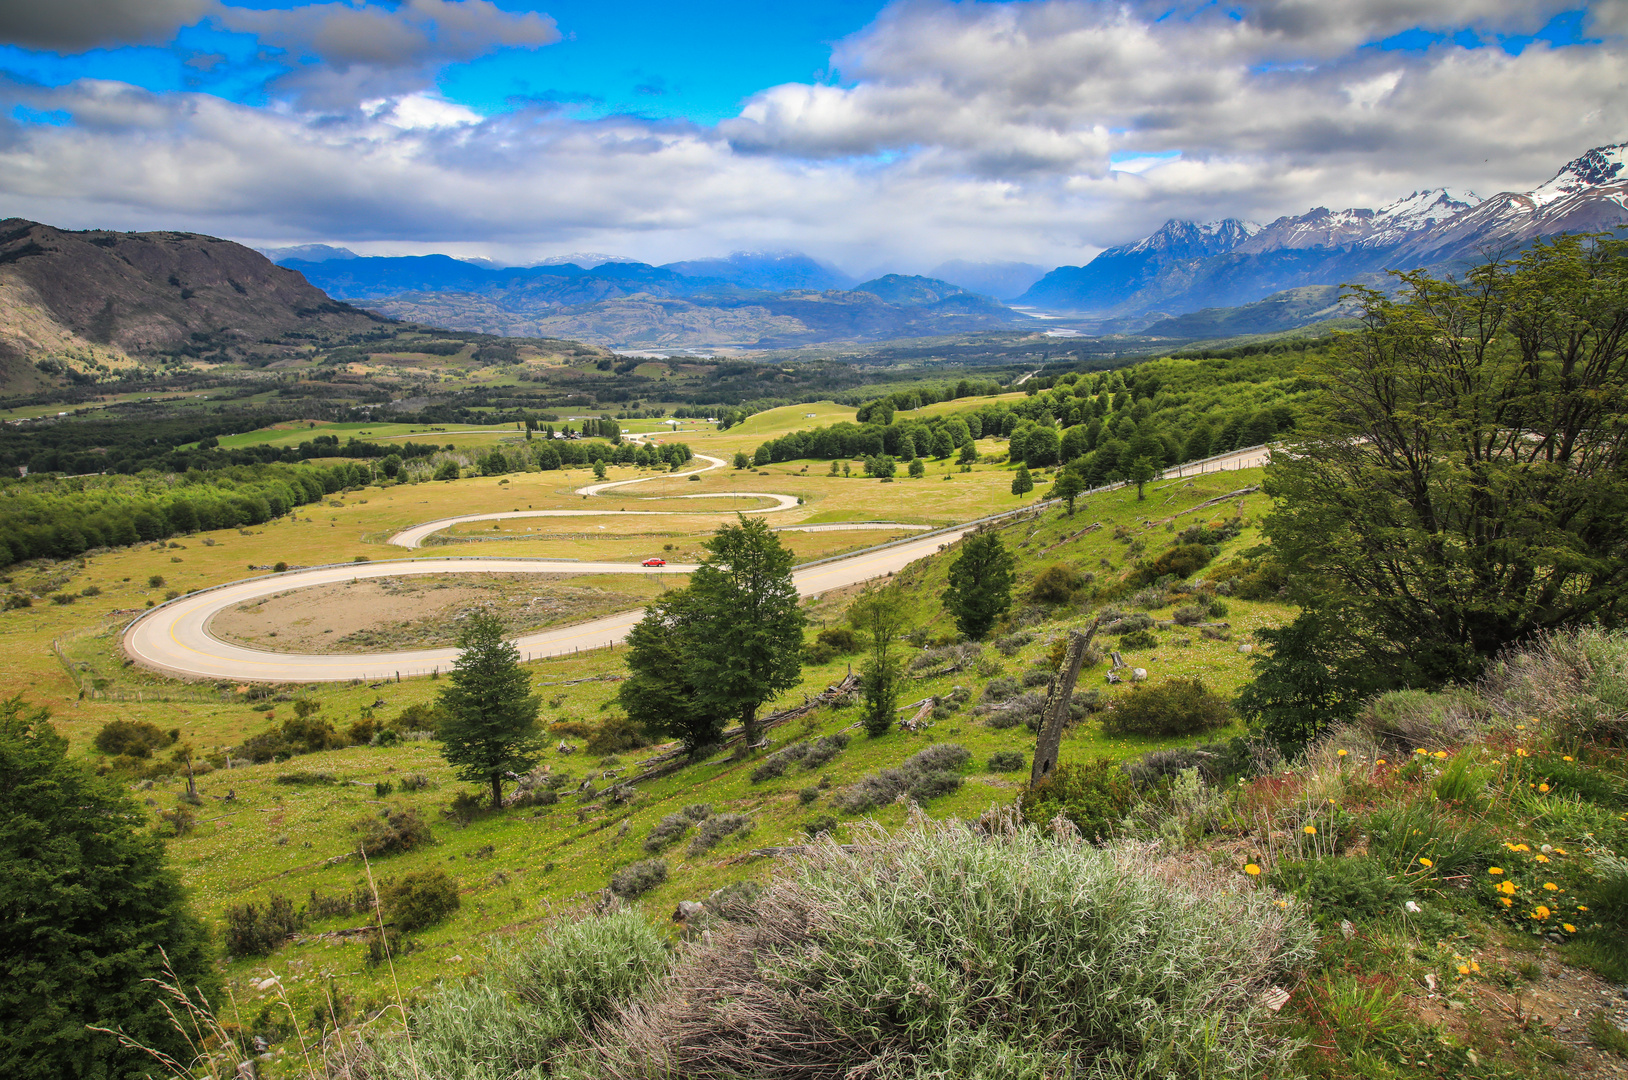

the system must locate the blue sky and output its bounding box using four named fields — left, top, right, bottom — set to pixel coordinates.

left=0, top=2, right=1621, bottom=270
